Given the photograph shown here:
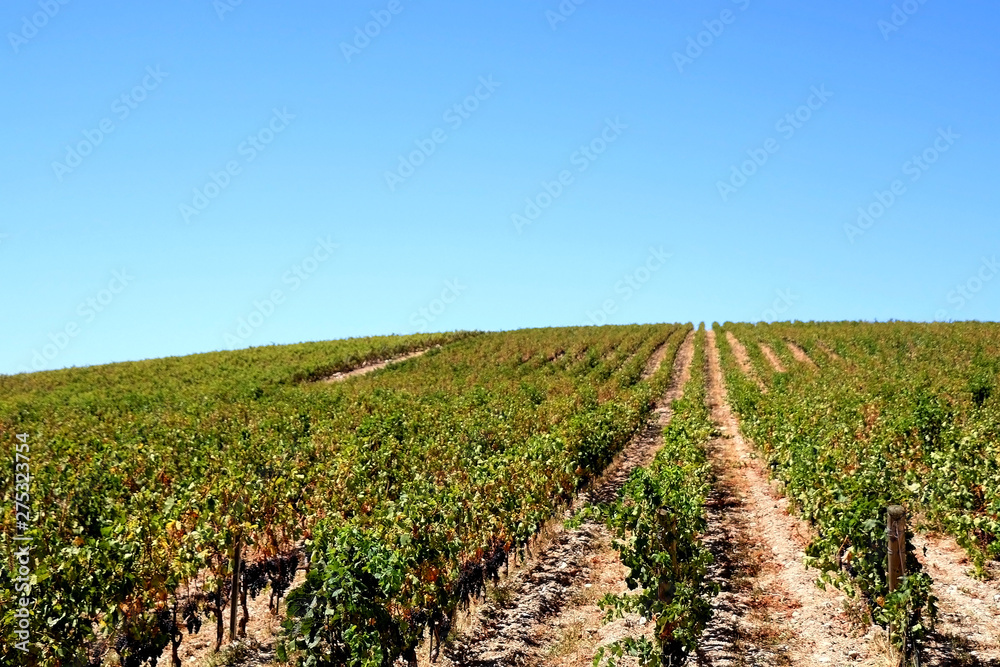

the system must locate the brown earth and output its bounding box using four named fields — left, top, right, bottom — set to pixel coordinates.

left=321, top=347, right=433, bottom=382
left=913, top=532, right=1000, bottom=666
left=641, top=337, right=675, bottom=379
left=813, top=341, right=842, bottom=362
left=758, top=343, right=786, bottom=373
left=154, top=563, right=306, bottom=667
left=785, top=341, right=817, bottom=368
left=724, top=331, right=767, bottom=392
